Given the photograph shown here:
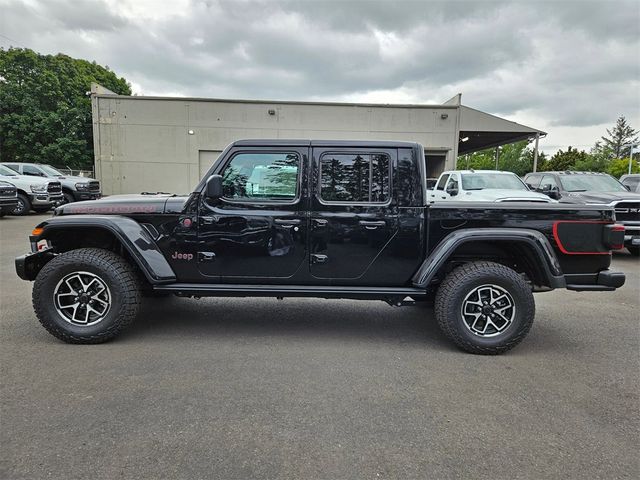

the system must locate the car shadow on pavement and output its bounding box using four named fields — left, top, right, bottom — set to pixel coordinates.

left=124, top=297, right=456, bottom=350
